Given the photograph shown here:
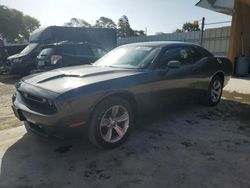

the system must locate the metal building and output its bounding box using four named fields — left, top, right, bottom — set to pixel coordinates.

left=196, top=0, right=250, bottom=64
